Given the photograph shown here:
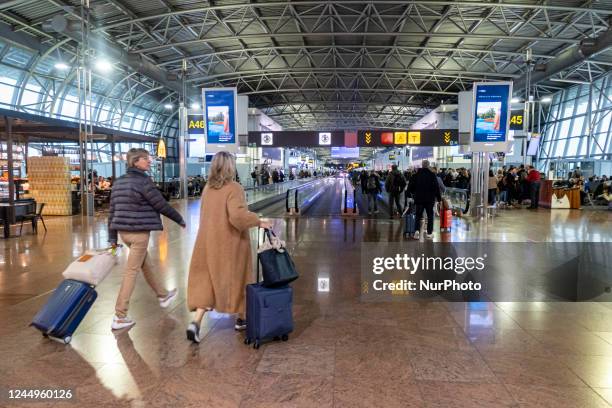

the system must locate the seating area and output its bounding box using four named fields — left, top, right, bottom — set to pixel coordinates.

left=0, top=199, right=45, bottom=238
